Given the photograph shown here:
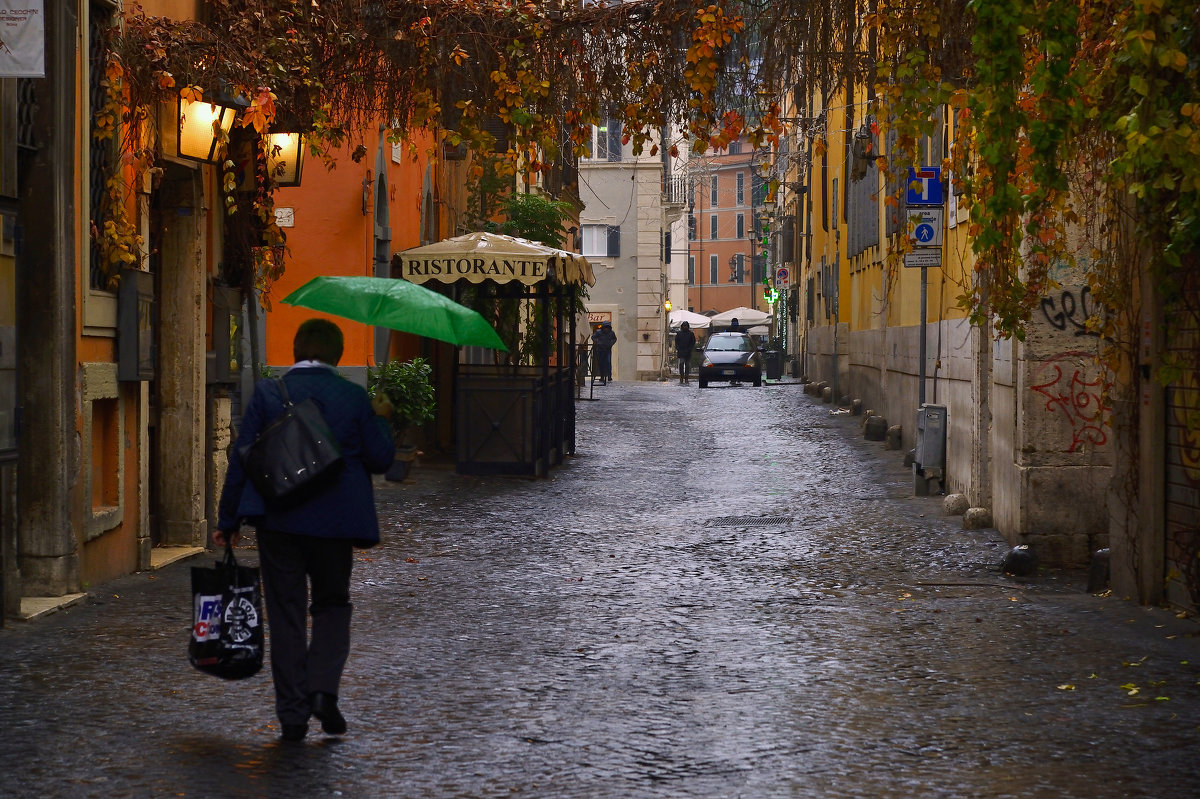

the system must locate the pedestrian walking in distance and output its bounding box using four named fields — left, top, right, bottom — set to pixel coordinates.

left=592, top=322, right=617, bottom=384
left=675, top=321, right=697, bottom=384
left=214, top=318, right=396, bottom=743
